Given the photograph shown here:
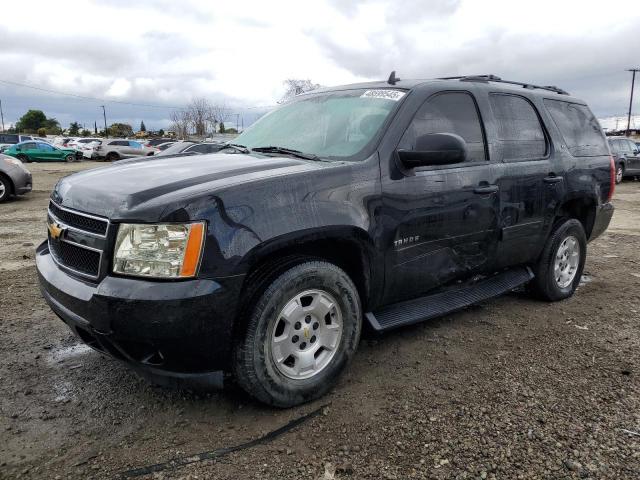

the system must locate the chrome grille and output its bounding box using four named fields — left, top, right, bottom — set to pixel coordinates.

left=47, top=201, right=109, bottom=280
left=48, top=201, right=108, bottom=236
